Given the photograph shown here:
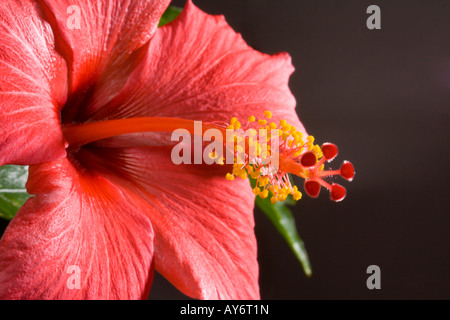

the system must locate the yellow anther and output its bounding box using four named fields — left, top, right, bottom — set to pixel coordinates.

left=226, top=173, right=235, bottom=181
left=222, top=114, right=319, bottom=204
left=258, top=176, right=269, bottom=187
left=294, top=134, right=303, bottom=145
left=313, top=145, right=323, bottom=158
left=287, top=139, right=294, bottom=148
left=232, top=164, right=246, bottom=178
left=258, top=119, right=267, bottom=126
left=293, top=191, right=303, bottom=201
left=278, top=193, right=288, bottom=201
left=248, top=128, right=257, bottom=137
left=260, top=189, right=269, bottom=199
left=250, top=169, right=260, bottom=179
